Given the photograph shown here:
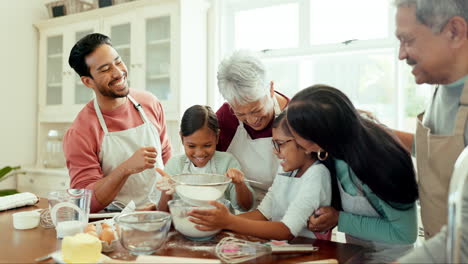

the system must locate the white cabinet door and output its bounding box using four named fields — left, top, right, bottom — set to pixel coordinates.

left=41, top=29, right=65, bottom=108
left=39, top=20, right=99, bottom=122
left=69, top=27, right=98, bottom=105
left=102, top=12, right=138, bottom=89
left=139, top=3, right=178, bottom=117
